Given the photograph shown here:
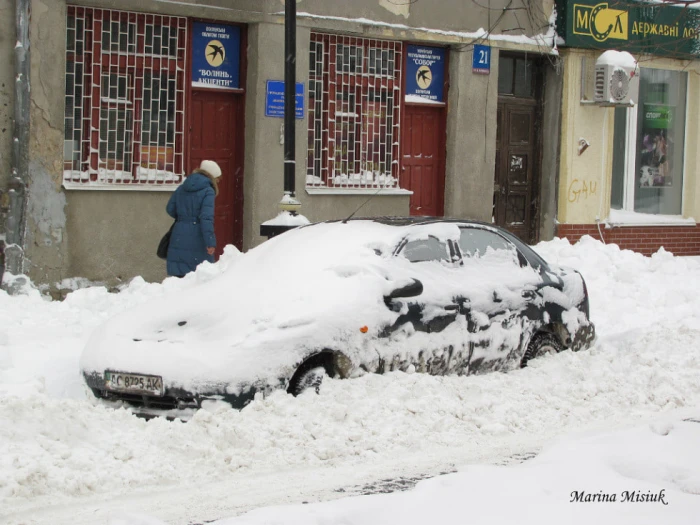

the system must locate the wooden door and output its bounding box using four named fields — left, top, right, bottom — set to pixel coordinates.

left=401, top=105, right=446, bottom=216
left=190, top=90, right=244, bottom=257
left=494, top=101, right=538, bottom=243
